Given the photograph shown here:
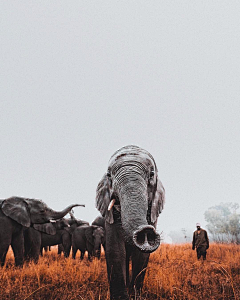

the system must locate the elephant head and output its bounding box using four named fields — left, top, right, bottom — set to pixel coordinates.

left=62, top=212, right=90, bottom=234
left=1, top=196, right=84, bottom=227
left=85, top=225, right=105, bottom=257
left=66, top=211, right=89, bottom=227
left=96, top=145, right=165, bottom=253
